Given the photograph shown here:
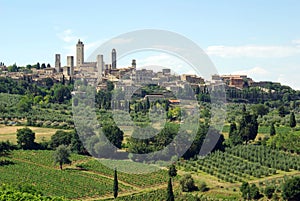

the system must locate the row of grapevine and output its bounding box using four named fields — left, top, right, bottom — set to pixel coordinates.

left=78, top=159, right=169, bottom=187
left=178, top=149, right=277, bottom=183
left=226, top=145, right=300, bottom=171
